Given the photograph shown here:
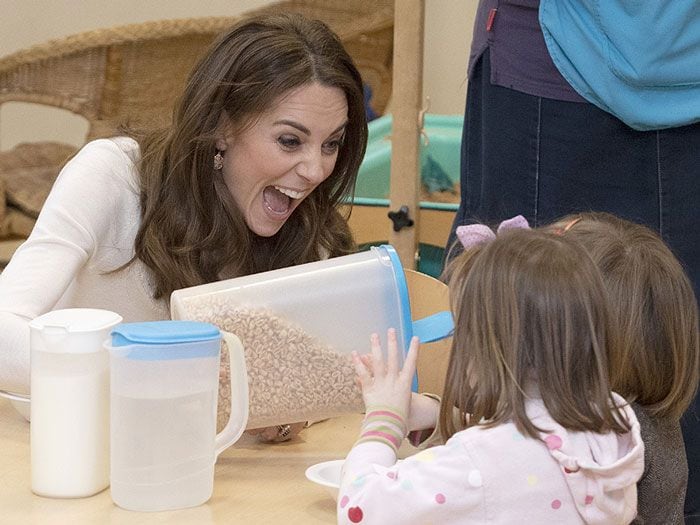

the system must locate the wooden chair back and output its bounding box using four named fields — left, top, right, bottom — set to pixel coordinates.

left=0, top=1, right=393, bottom=142
left=404, top=269, right=452, bottom=396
